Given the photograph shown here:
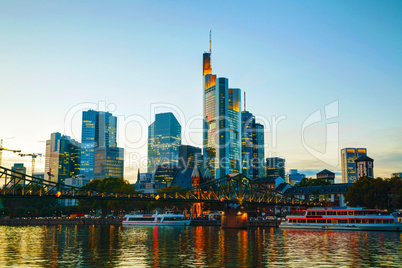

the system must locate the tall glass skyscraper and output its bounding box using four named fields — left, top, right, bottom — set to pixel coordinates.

left=341, top=148, right=367, bottom=183
left=241, top=111, right=265, bottom=179
left=147, top=112, right=182, bottom=173
left=203, top=48, right=241, bottom=179
left=45, top=133, right=80, bottom=184
left=80, top=110, right=118, bottom=179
